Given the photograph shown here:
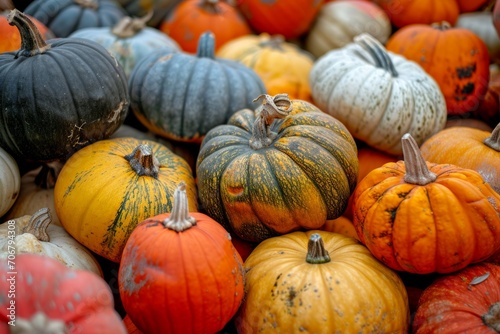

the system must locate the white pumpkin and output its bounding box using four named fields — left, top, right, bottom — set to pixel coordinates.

left=305, top=0, right=392, bottom=58
left=4, top=162, right=62, bottom=226
left=456, top=12, right=500, bottom=63
left=0, top=208, right=102, bottom=277
left=310, top=33, right=447, bottom=155
left=0, top=146, right=20, bottom=217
